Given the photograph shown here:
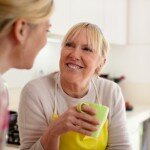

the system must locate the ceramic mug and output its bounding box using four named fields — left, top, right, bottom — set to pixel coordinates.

left=76, top=102, right=109, bottom=138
